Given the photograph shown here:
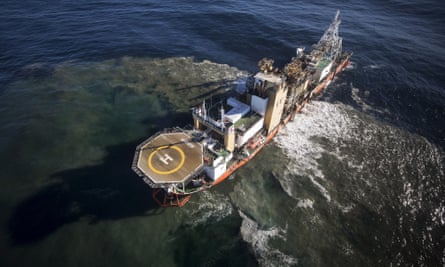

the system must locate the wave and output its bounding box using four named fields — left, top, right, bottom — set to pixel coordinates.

left=275, top=101, right=358, bottom=203
left=274, top=98, right=445, bottom=265
left=238, top=210, right=298, bottom=267
left=181, top=190, right=233, bottom=227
